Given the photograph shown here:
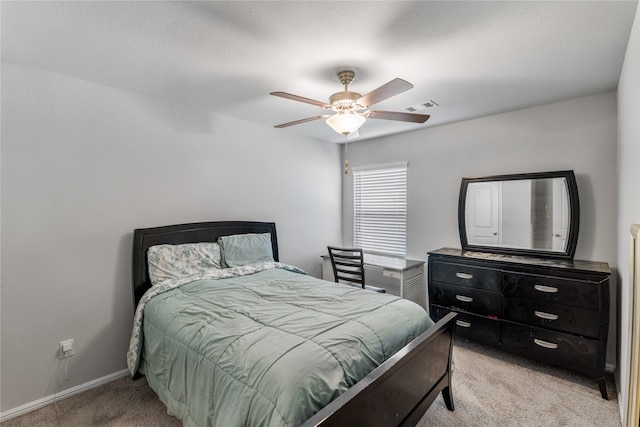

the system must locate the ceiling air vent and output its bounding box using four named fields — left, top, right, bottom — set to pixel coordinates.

left=405, top=100, right=439, bottom=112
